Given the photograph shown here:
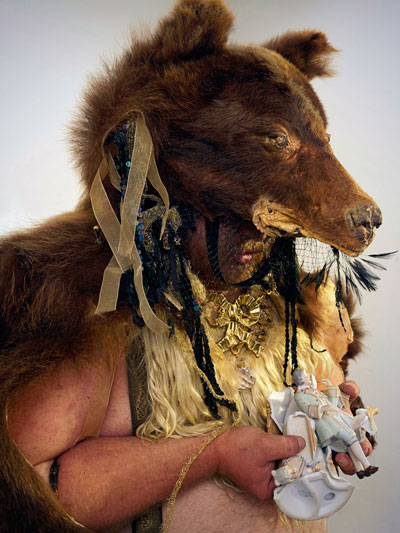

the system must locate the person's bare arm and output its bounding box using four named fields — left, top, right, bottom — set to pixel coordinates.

left=7, top=359, right=304, bottom=531
left=57, top=427, right=304, bottom=530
